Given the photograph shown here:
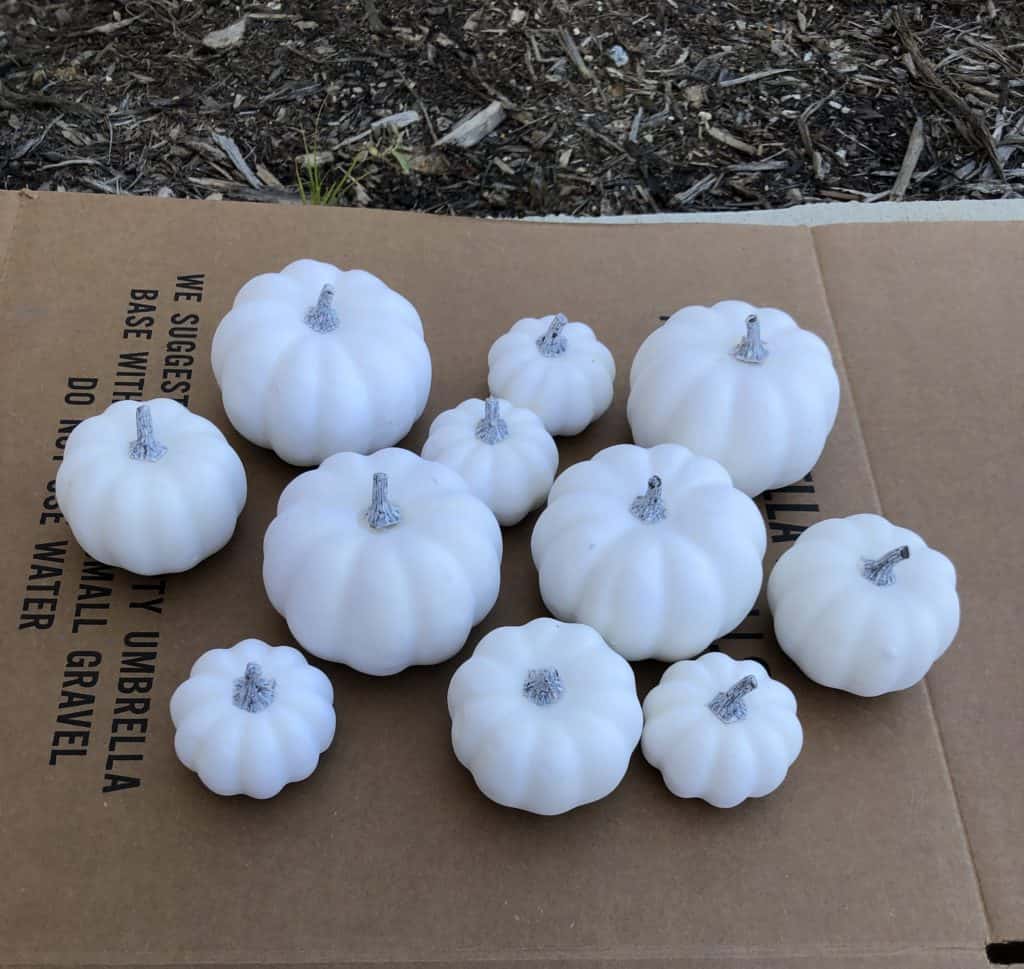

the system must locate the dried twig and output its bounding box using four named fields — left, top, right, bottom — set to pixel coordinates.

left=559, top=29, right=593, bottom=81
left=798, top=99, right=826, bottom=180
